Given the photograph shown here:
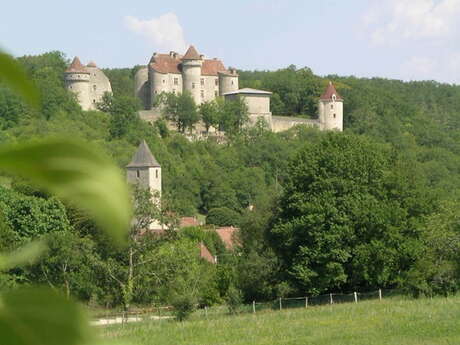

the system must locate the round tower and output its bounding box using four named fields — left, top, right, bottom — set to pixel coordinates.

left=218, top=68, right=239, bottom=96
left=318, top=82, right=343, bottom=131
left=134, top=66, right=149, bottom=109
left=64, top=57, right=91, bottom=110
left=181, top=45, right=203, bottom=105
